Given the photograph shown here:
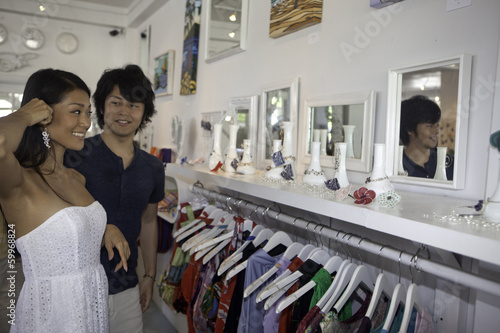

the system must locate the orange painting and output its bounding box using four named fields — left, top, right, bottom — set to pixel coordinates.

left=270, top=0, right=323, bottom=38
